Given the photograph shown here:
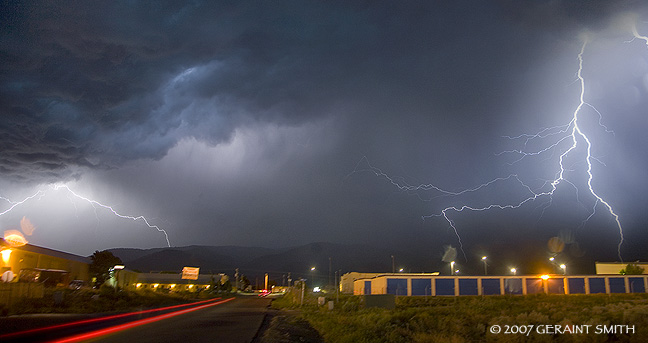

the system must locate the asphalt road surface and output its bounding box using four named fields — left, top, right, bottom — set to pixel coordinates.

left=1, top=296, right=272, bottom=343
left=85, top=296, right=271, bottom=343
